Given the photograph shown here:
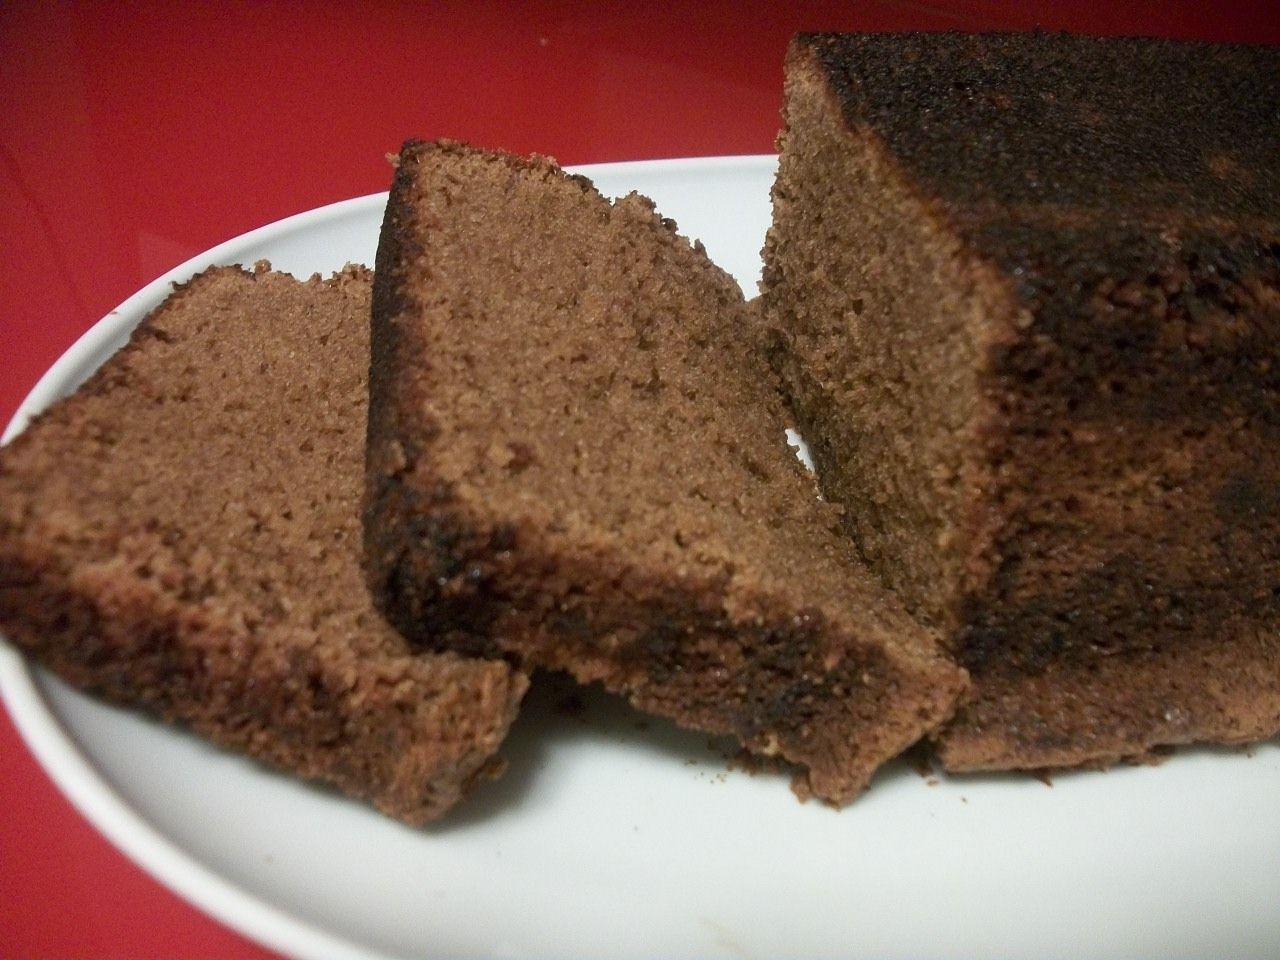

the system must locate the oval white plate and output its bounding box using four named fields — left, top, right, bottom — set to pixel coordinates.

left=3, top=157, right=1278, bottom=960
